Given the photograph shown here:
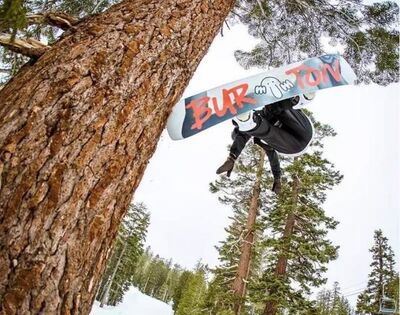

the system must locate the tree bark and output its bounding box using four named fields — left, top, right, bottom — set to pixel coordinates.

left=263, top=174, right=300, bottom=315
left=233, top=149, right=265, bottom=315
left=0, top=0, right=235, bottom=314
